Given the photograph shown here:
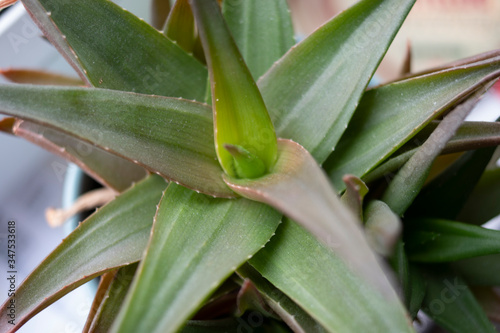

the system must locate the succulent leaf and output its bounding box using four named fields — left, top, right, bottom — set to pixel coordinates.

left=259, top=0, right=416, bottom=163
left=326, top=55, right=500, bottom=192
left=224, top=143, right=267, bottom=179
left=83, top=269, right=121, bottom=333
left=22, top=0, right=207, bottom=100
left=13, top=120, right=147, bottom=192
left=224, top=139, right=410, bottom=330
left=222, top=0, right=295, bottom=81
left=382, top=86, right=489, bottom=216
left=0, top=175, right=166, bottom=332
left=400, top=120, right=500, bottom=156
left=190, top=0, right=278, bottom=179
left=364, top=200, right=402, bottom=257
left=405, top=218, right=500, bottom=262
left=363, top=120, right=500, bottom=184
left=406, top=146, right=497, bottom=220
left=237, top=264, right=327, bottom=333
left=110, top=183, right=281, bottom=333
left=84, top=265, right=138, bottom=333
left=421, top=268, right=496, bottom=333
left=249, top=219, right=413, bottom=332
left=0, top=85, right=234, bottom=197
left=391, top=243, right=426, bottom=319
